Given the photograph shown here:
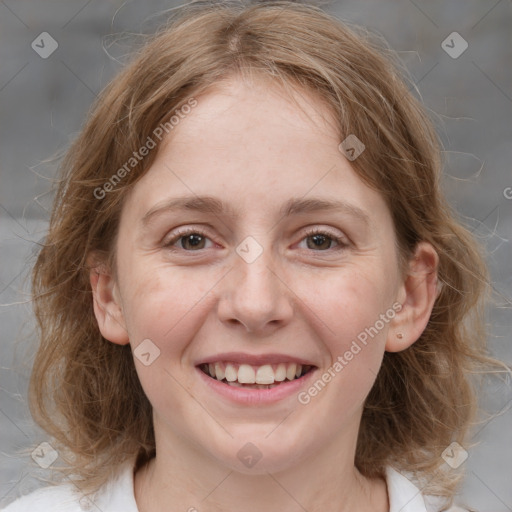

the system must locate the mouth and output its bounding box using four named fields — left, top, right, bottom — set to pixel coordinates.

left=197, top=361, right=316, bottom=390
